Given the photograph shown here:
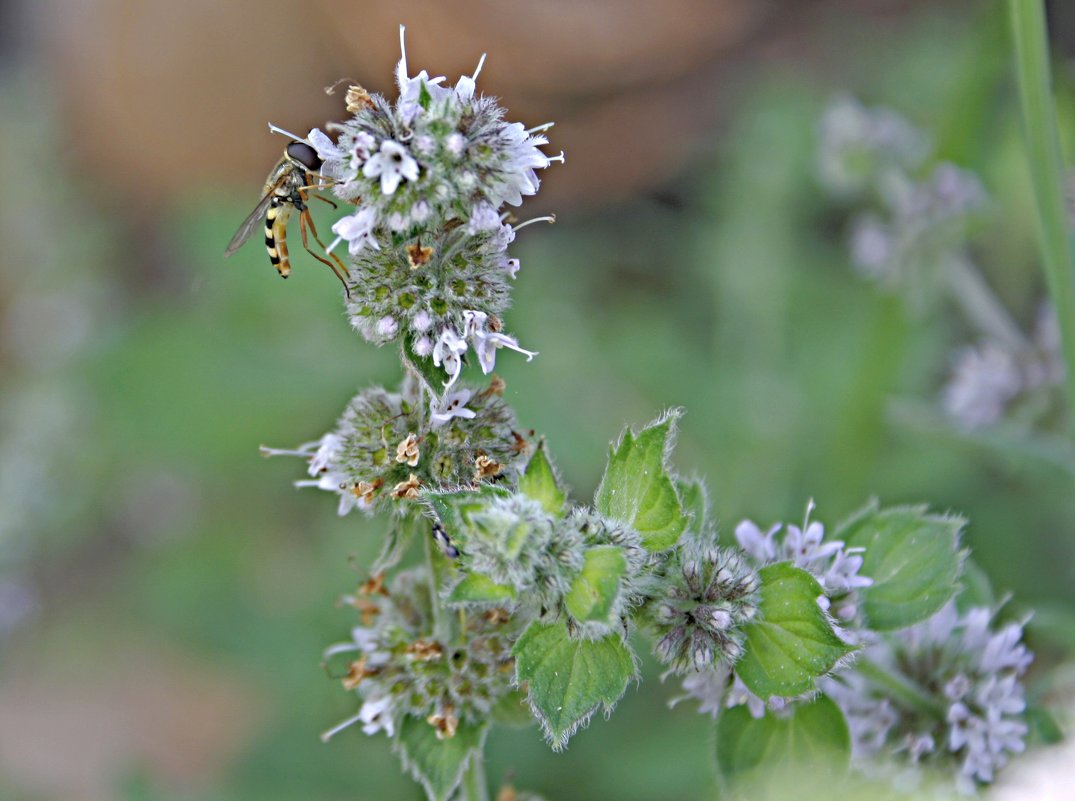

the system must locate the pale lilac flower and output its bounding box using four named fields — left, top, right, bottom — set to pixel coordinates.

left=467, top=202, right=502, bottom=234
left=411, top=310, right=433, bottom=332
left=942, top=341, right=1023, bottom=430
left=446, top=132, right=467, bottom=157
left=363, top=140, right=420, bottom=195
left=827, top=602, right=1032, bottom=791
left=375, top=316, right=399, bottom=338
